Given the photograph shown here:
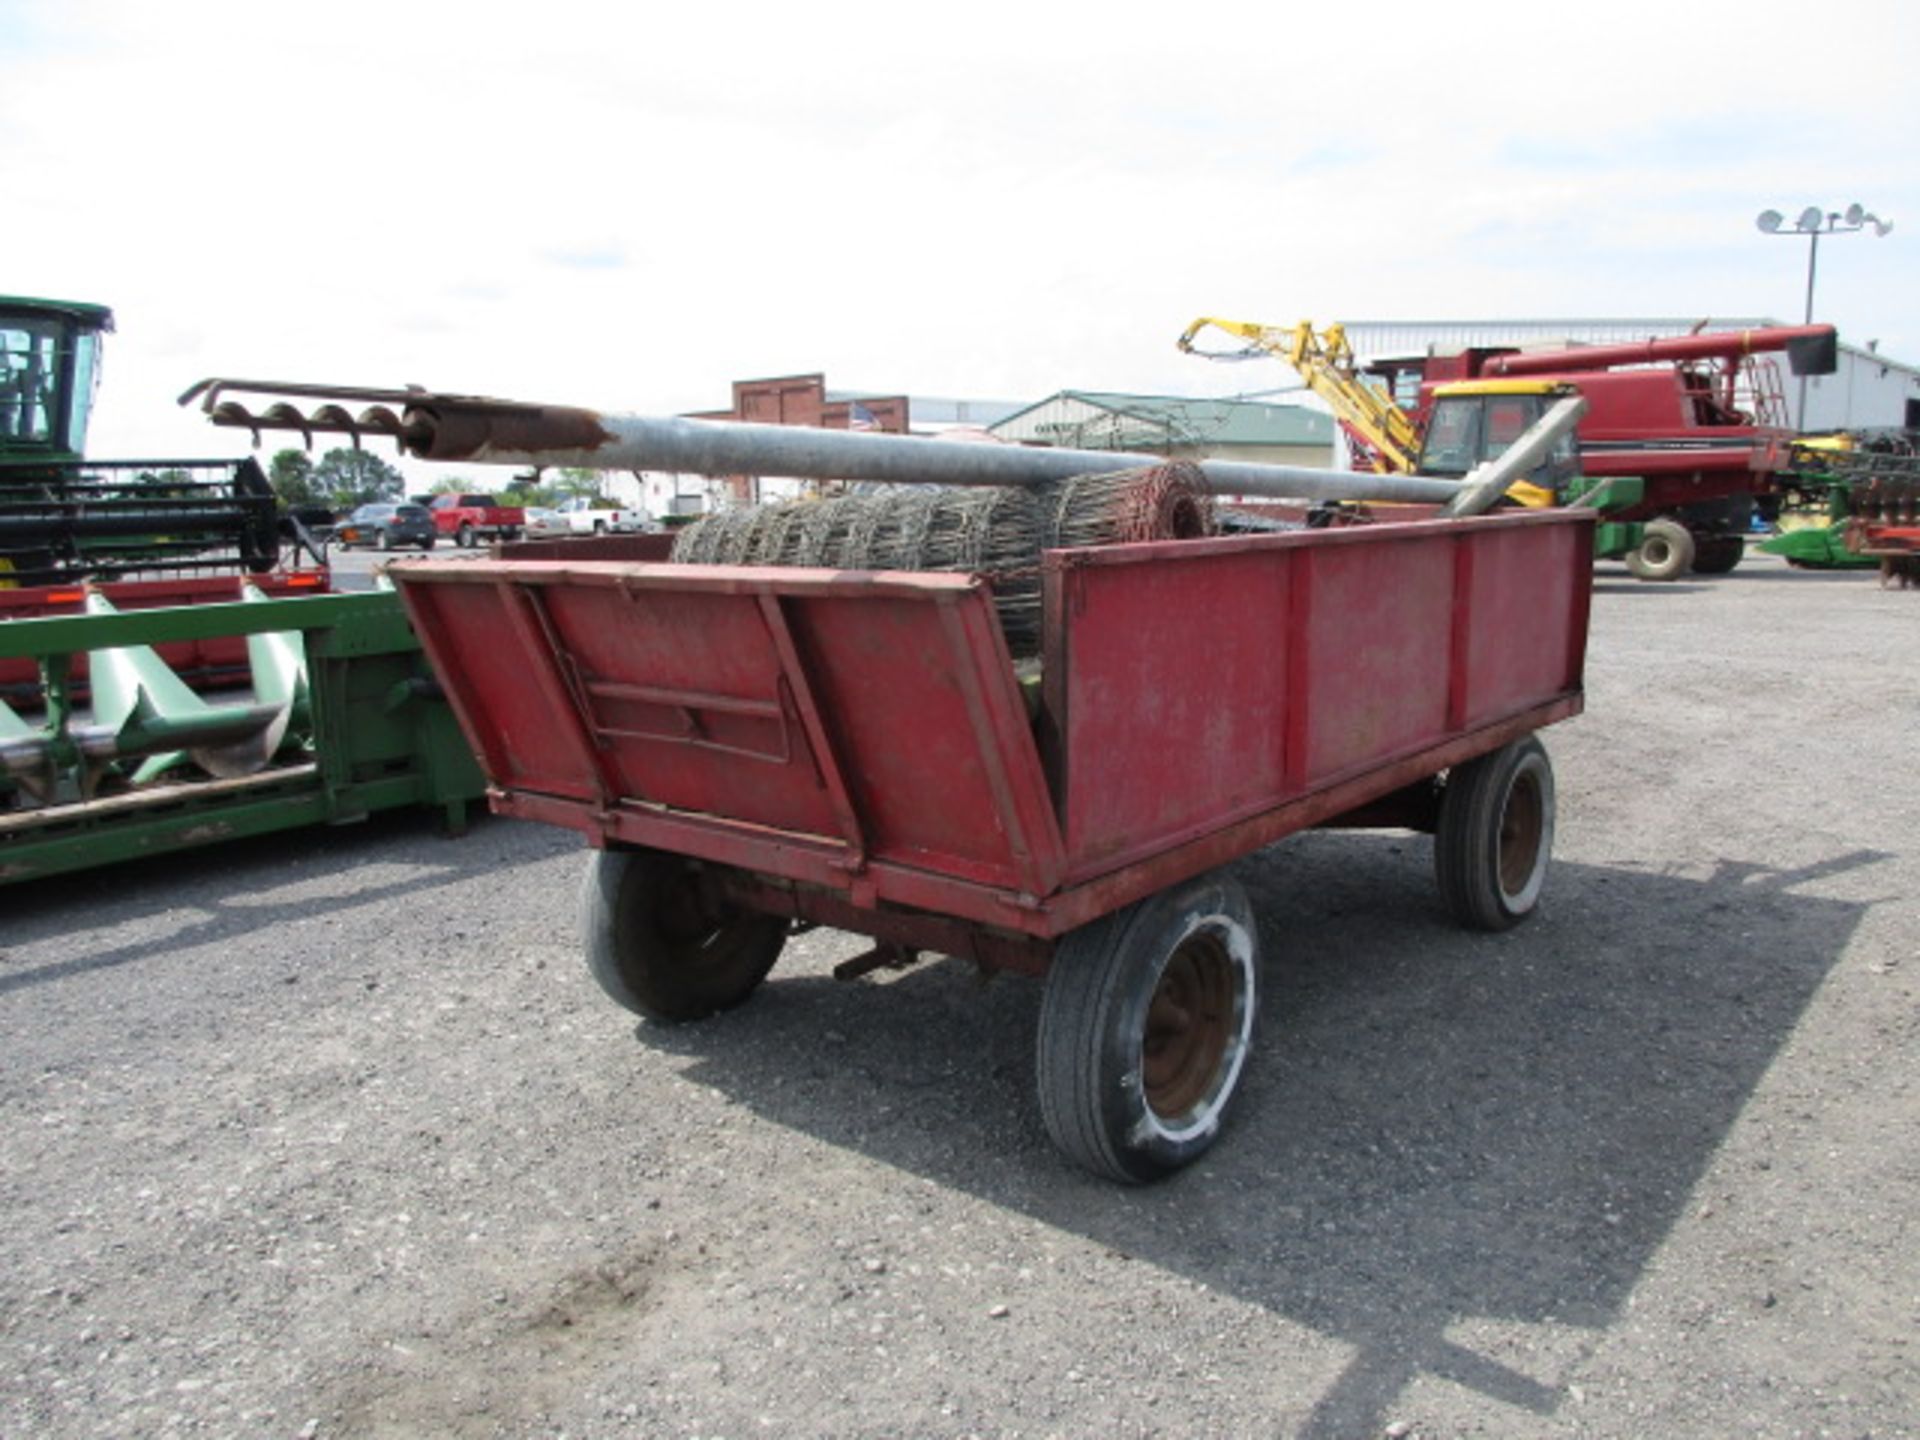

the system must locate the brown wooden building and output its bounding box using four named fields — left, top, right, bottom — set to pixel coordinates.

left=688, top=374, right=910, bottom=503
